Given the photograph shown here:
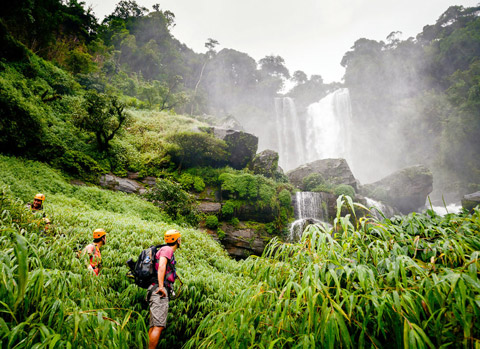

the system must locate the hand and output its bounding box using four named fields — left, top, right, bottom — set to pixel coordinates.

left=155, top=286, right=167, bottom=298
